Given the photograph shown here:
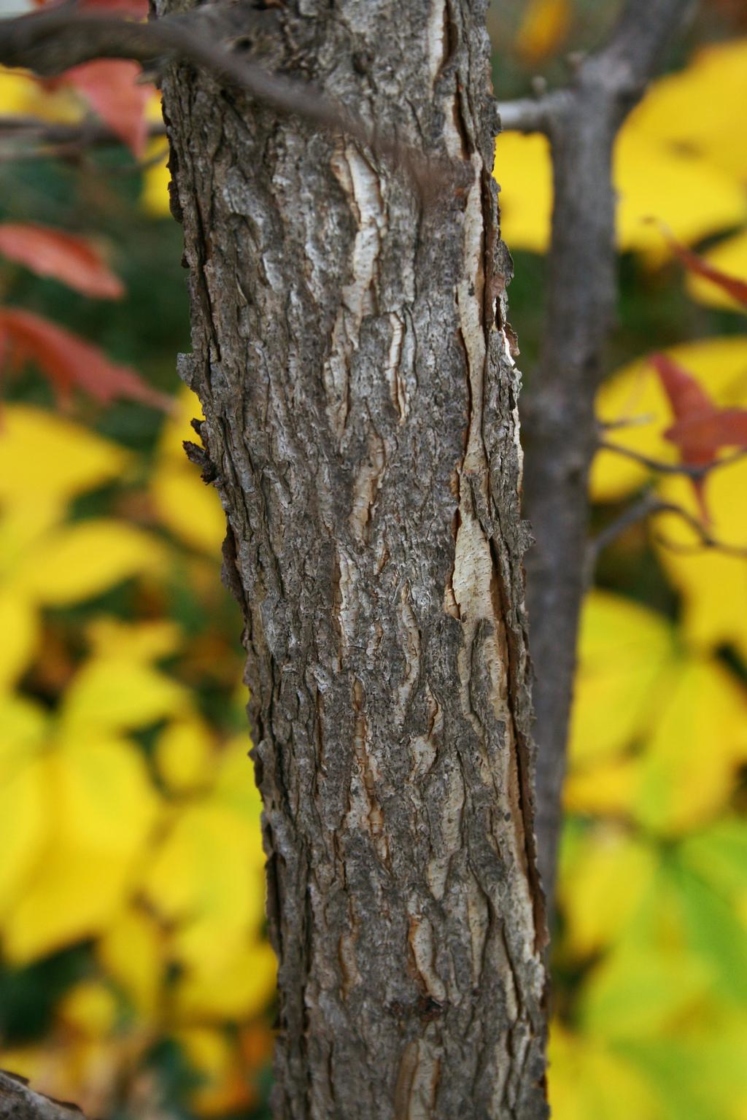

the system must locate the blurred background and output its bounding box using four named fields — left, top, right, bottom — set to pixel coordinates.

left=0, top=1, right=745, bottom=1117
